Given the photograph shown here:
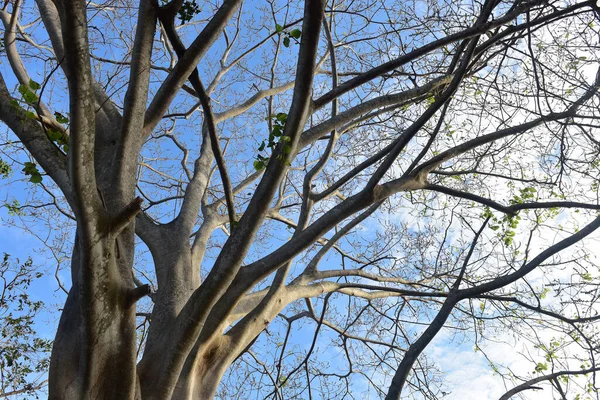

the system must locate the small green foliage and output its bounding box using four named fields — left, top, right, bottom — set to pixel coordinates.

left=502, top=213, right=519, bottom=235
left=178, top=1, right=200, bottom=24
left=28, top=79, right=41, bottom=91
left=47, top=129, right=62, bottom=142
left=275, top=113, right=287, bottom=123
left=28, top=174, right=42, bottom=184
left=279, top=375, right=288, bottom=387
left=275, top=23, right=301, bottom=48
left=22, top=162, right=42, bottom=184
left=0, top=158, right=11, bottom=178
left=509, top=187, right=536, bottom=205
left=22, top=162, right=37, bottom=175
left=481, top=206, right=521, bottom=247
left=18, top=84, right=37, bottom=104
left=54, top=111, right=69, bottom=124
left=581, top=272, right=593, bottom=281
left=254, top=112, right=292, bottom=169
left=253, top=155, right=268, bottom=171
left=482, top=206, right=494, bottom=220
left=43, top=112, right=70, bottom=152
left=0, top=254, right=52, bottom=397
left=5, top=199, right=22, bottom=216
left=534, top=362, right=548, bottom=373
left=46, top=128, right=69, bottom=152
